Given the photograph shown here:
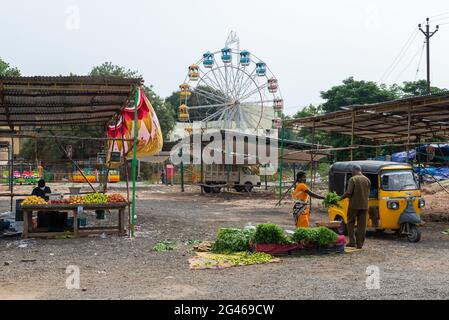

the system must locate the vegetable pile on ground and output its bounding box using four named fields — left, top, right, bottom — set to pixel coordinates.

left=189, top=252, right=279, bottom=270
left=323, top=192, right=342, bottom=208
left=254, top=223, right=290, bottom=244
left=211, top=228, right=255, bottom=254
left=292, top=227, right=338, bottom=246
